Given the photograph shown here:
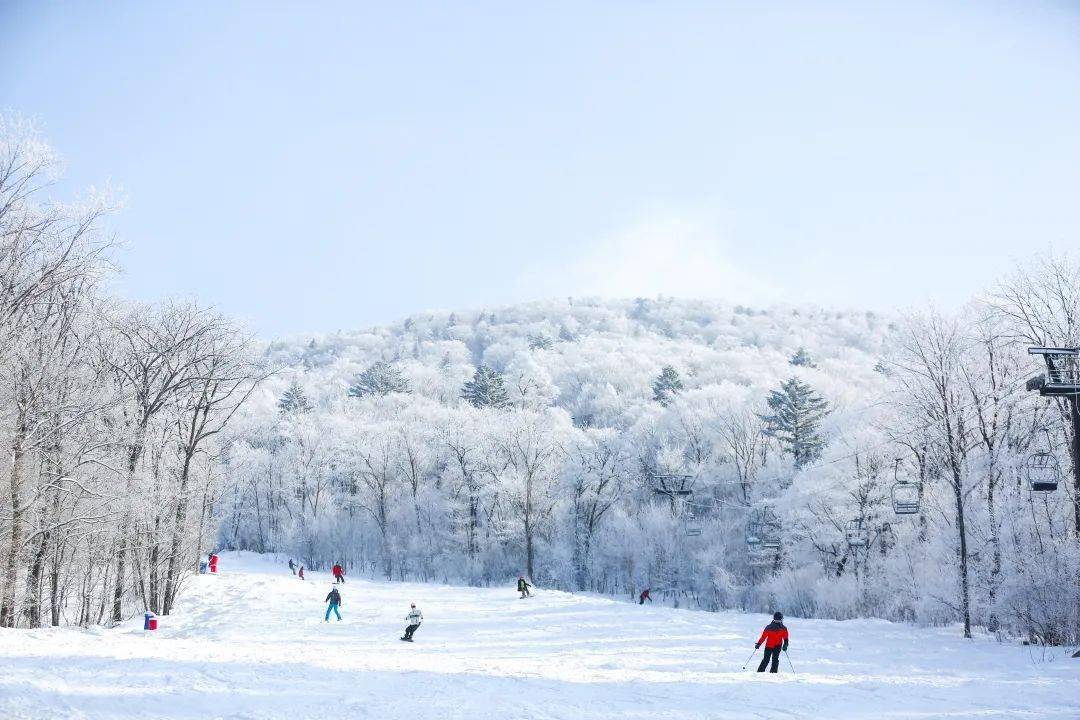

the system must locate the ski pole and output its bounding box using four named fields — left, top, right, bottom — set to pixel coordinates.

left=741, top=648, right=758, bottom=670
left=784, top=649, right=796, bottom=674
